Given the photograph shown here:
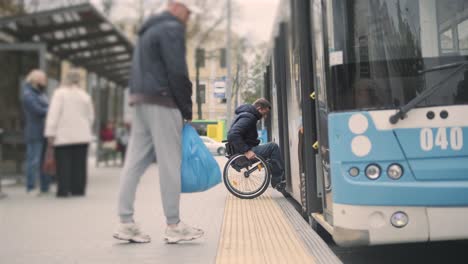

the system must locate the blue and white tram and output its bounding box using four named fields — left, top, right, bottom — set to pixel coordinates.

left=266, top=0, right=468, bottom=246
